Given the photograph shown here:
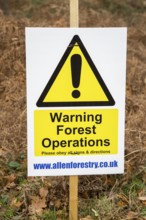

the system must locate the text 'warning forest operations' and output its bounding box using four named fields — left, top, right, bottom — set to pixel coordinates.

left=34, top=109, right=118, bottom=156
